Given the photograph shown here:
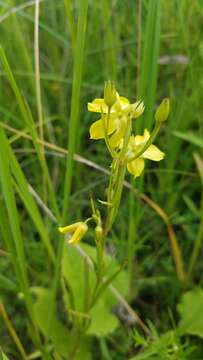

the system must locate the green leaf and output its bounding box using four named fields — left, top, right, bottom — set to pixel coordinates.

left=139, top=0, right=161, bottom=130
left=87, top=298, right=118, bottom=336
left=62, top=243, right=128, bottom=336
left=0, top=127, right=54, bottom=261
left=32, top=286, right=92, bottom=358
left=194, top=153, right=203, bottom=185
left=178, top=288, right=203, bottom=338
left=33, top=287, right=70, bottom=356
left=0, top=350, right=9, bottom=360
left=173, top=131, right=203, bottom=149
